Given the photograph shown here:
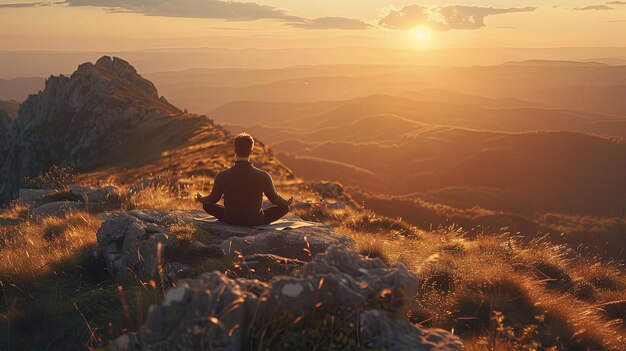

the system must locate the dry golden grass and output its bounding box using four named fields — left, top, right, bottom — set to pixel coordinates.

left=0, top=211, right=102, bottom=282
left=128, top=185, right=197, bottom=211
left=341, top=215, right=626, bottom=350
left=1, top=181, right=624, bottom=350
left=0, top=201, right=29, bottom=219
